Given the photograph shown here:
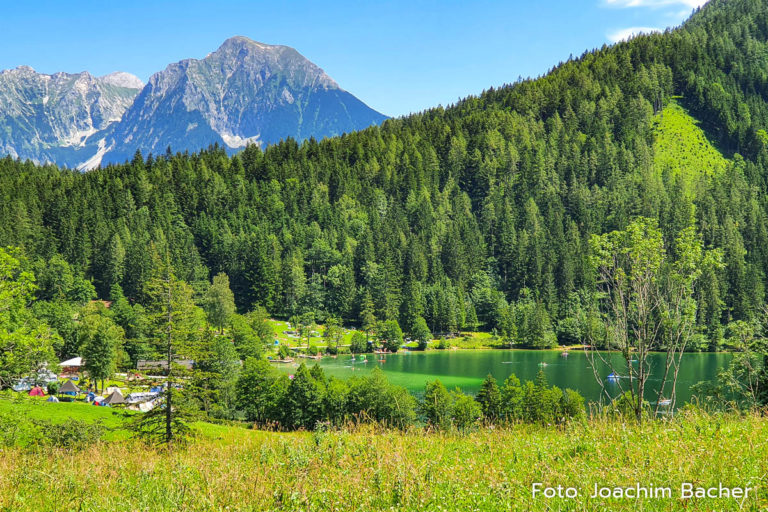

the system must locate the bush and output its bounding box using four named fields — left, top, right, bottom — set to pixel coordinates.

left=346, top=369, right=417, bottom=429
left=497, top=371, right=585, bottom=425
left=422, top=380, right=452, bottom=429
left=559, top=389, right=586, bottom=422
left=610, top=391, right=650, bottom=419
left=451, top=391, right=482, bottom=431
left=349, top=332, right=367, bottom=354
left=33, top=418, right=105, bottom=449
left=277, top=344, right=291, bottom=359
left=0, top=412, right=33, bottom=447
